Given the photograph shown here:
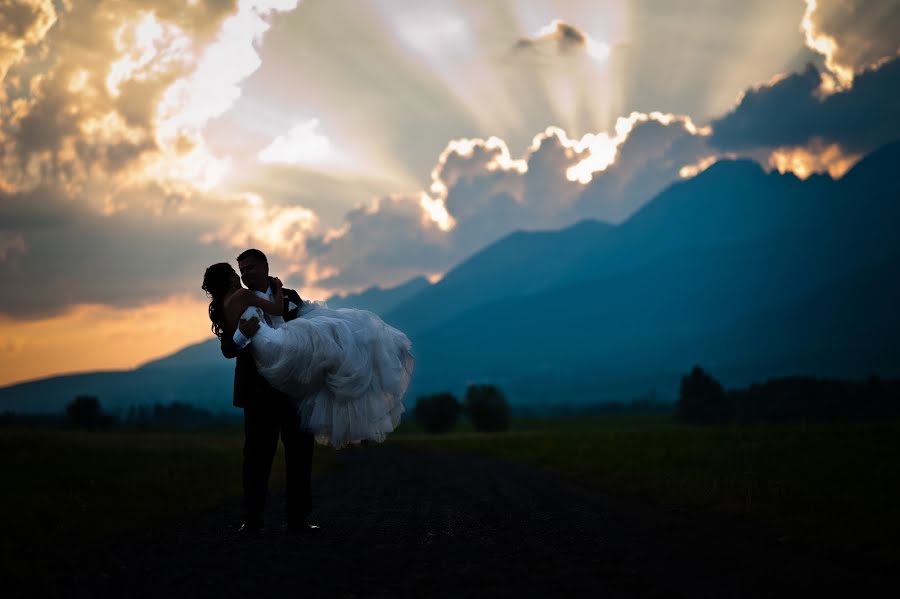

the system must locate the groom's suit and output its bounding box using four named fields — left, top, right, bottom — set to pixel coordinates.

left=221, top=286, right=314, bottom=527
